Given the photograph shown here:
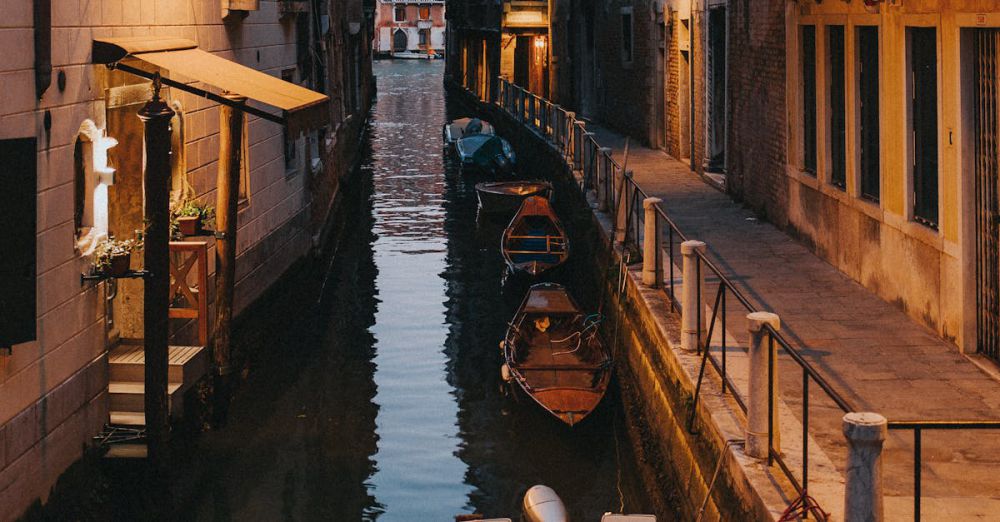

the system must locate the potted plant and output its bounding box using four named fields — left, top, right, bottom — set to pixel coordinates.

left=173, top=200, right=215, bottom=237
left=94, top=237, right=139, bottom=278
